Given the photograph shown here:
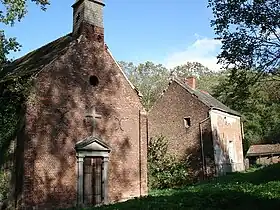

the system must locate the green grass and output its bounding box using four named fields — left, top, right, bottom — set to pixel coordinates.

left=87, top=164, right=280, bottom=210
